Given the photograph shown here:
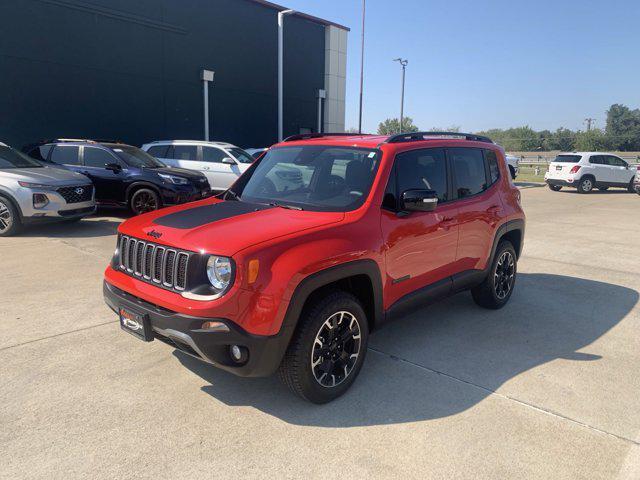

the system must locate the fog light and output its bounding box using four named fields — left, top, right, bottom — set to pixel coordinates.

left=229, top=345, right=248, bottom=363
left=33, top=193, right=49, bottom=209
